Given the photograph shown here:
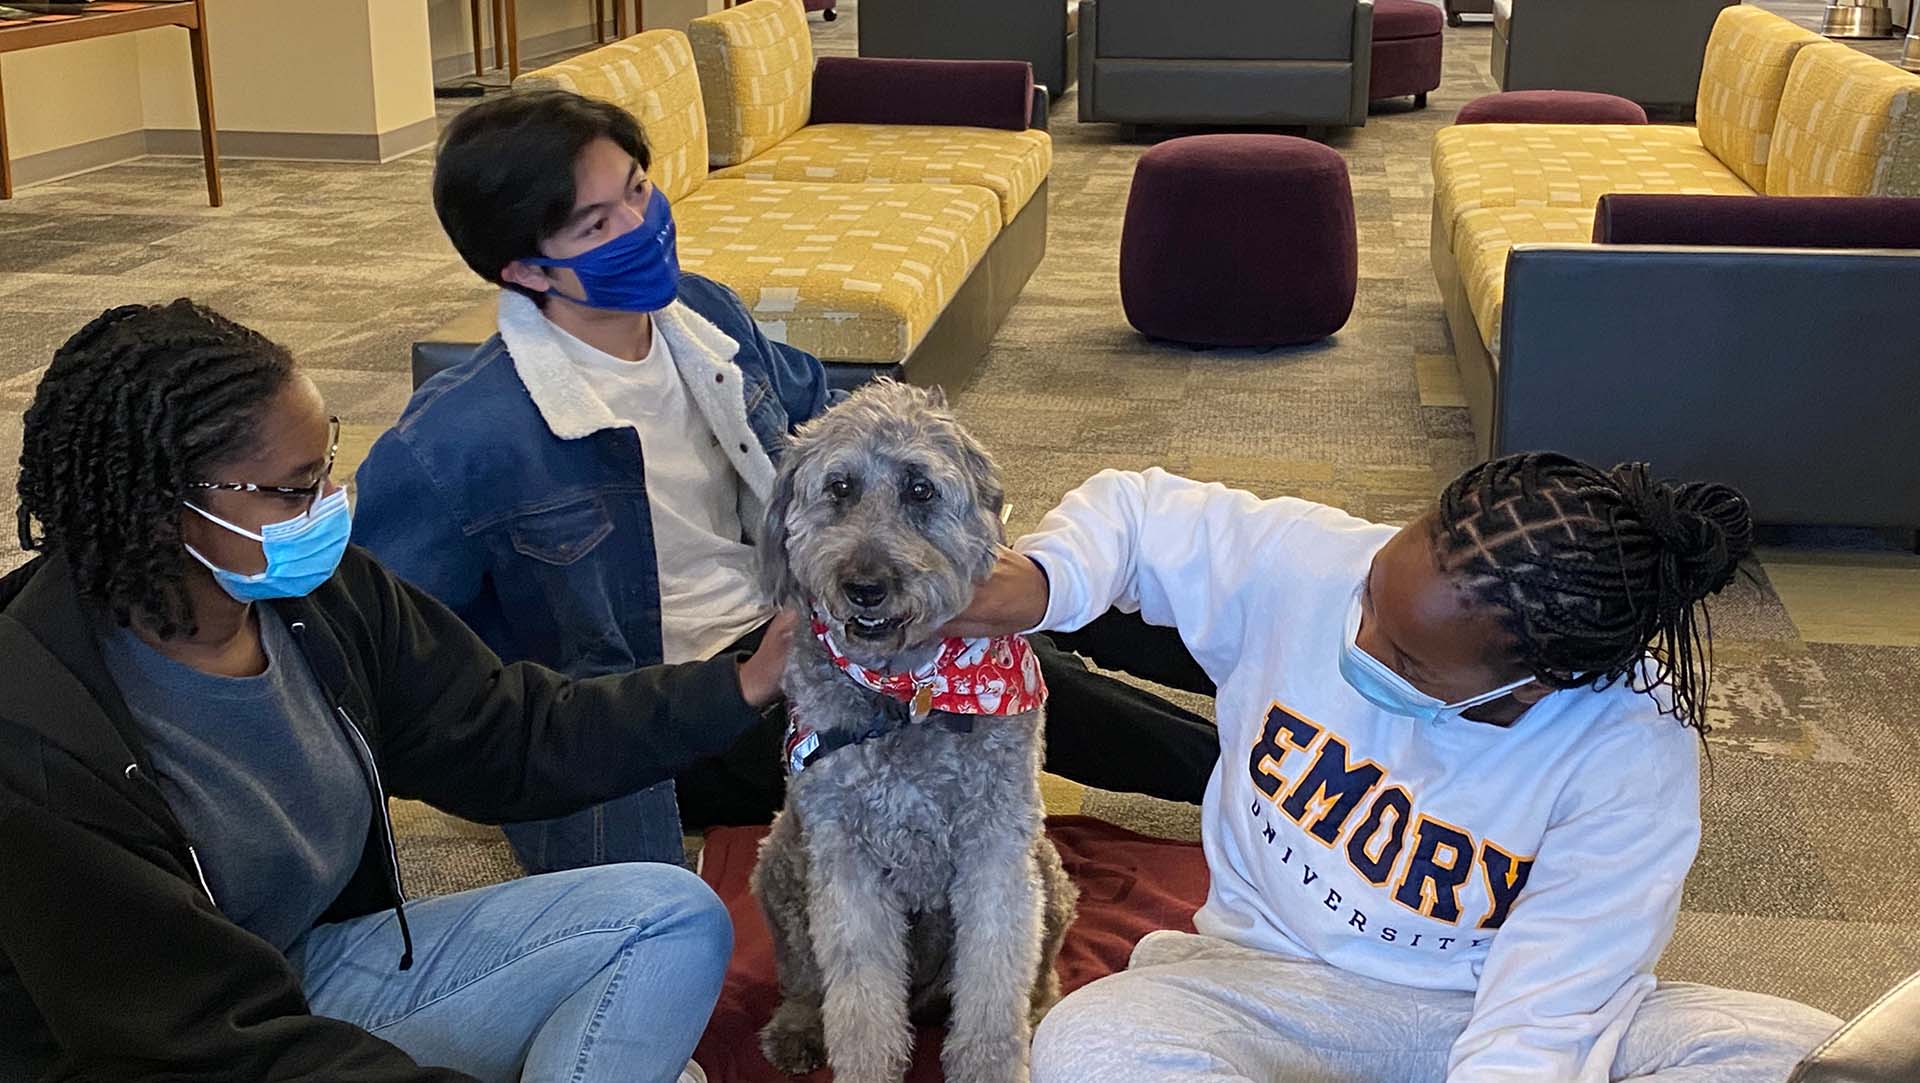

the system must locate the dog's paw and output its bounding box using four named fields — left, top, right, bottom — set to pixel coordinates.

left=759, top=1014, right=828, bottom=1075
left=942, top=1029, right=1032, bottom=1083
